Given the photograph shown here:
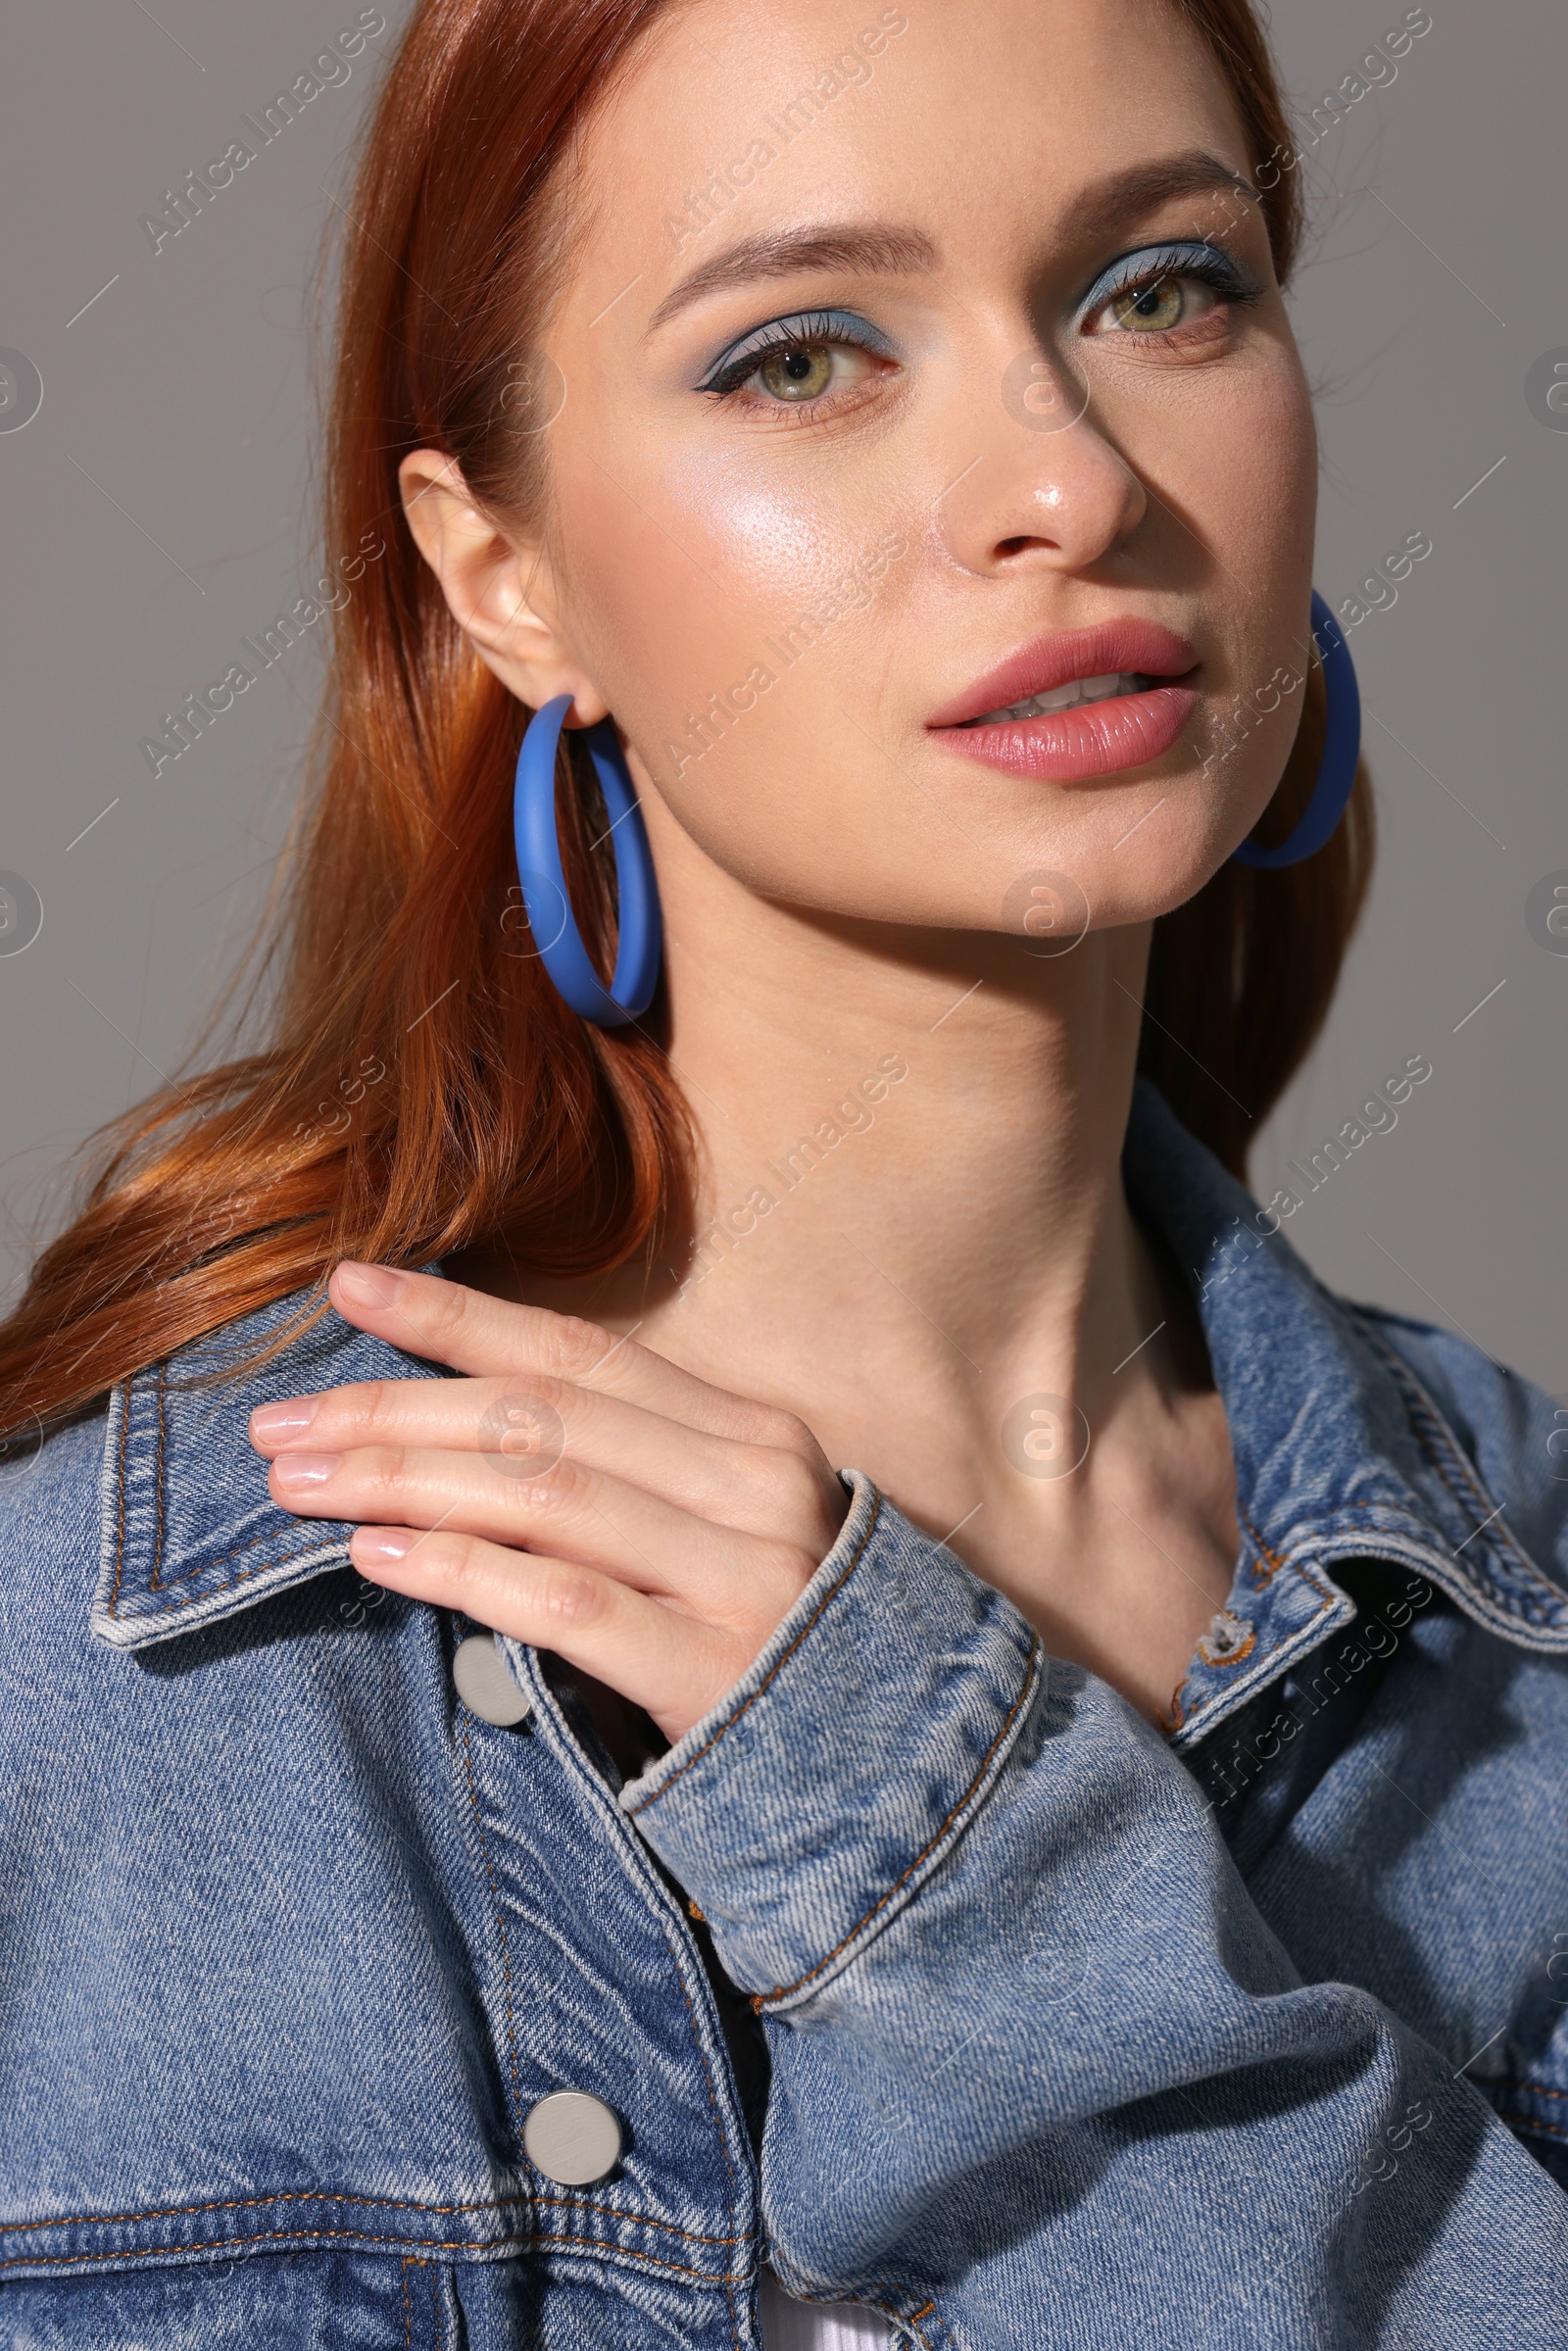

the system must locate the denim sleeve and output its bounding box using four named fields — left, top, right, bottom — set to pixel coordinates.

left=619, top=1474, right=1568, bottom=2349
